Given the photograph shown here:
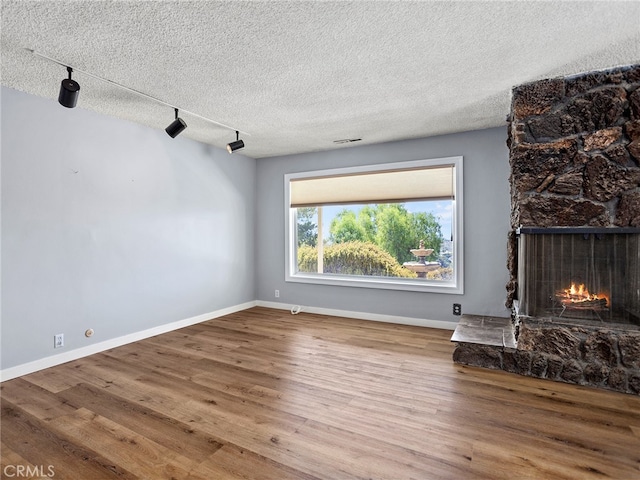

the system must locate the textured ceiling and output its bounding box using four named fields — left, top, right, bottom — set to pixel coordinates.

left=2, top=1, right=639, bottom=159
